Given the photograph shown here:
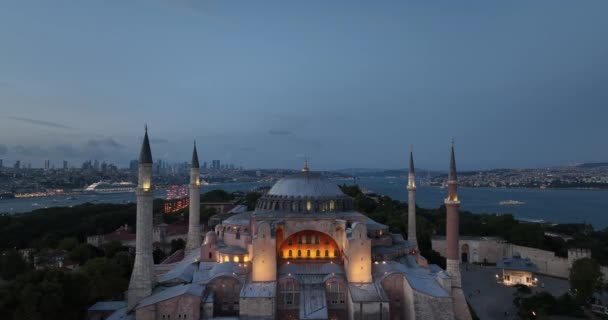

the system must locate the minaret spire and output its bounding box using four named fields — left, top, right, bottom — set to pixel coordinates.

left=139, top=125, right=153, bottom=164
left=186, top=141, right=201, bottom=252
left=407, top=145, right=417, bottom=245
left=448, top=139, right=457, bottom=182
left=302, top=158, right=309, bottom=172
left=191, top=141, right=200, bottom=169
left=128, top=126, right=155, bottom=310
